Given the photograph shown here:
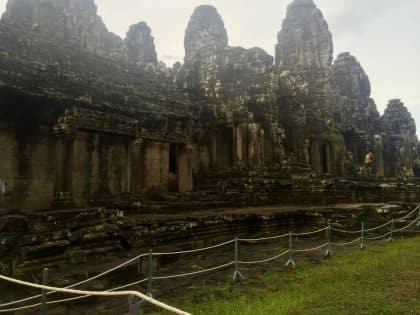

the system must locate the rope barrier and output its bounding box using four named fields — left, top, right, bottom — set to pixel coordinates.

left=237, top=250, right=290, bottom=265
left=238, top=233, right=289, bottom=243
left=330, top=227, right=361, bottom=234
left=0, top=206, right=417, bottom=312
left=0, top=275, right=190, bottom=315
left=363, top=220, right=392, bottom=232
left=152, top=262, right=235, bottom=280
left=394, top=205, right=420, bottom=221
left=330, top=237, right=363, bottom=246
left=0, top=238, right=237, bottom=307
left=293, top=242, right=329, bottom=253
left=152, top=239, right=235, bottom=256
left=366, top=217, right=419, bottom=240
left=365, top=232, right=393, bottom=241
left=393, top=217, right=419, bottom=233
left=0, top=252, right=149, bottom=308
left=292, top=227, right=328, bottom=237
left=0, top=278, right=150, bottom=313
left=331, top=205, right=419, bottom=235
